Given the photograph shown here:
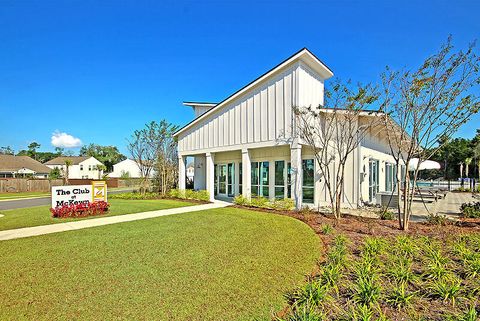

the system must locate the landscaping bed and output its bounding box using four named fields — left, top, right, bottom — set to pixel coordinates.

left=243, top=206, right=480, bottom=320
